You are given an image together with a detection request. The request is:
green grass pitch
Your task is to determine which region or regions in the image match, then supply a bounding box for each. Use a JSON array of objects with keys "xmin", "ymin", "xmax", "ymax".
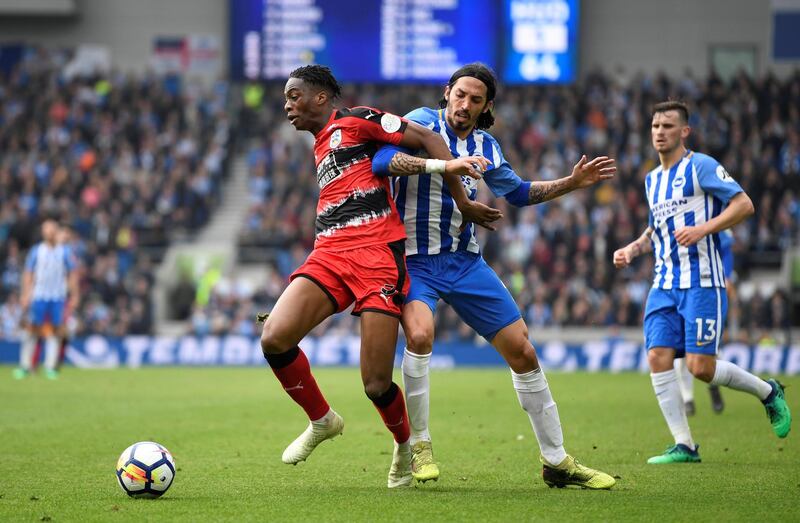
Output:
[{"xmin": 1, "ymin": 367, "xmax": 798, "ymax": 522}]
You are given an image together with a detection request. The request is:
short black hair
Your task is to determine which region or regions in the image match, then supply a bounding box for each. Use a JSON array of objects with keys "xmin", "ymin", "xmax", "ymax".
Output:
[
  {"xmin": 438, "ymin": 62, "xmax": 497, "ymax": 130},
  {"xmin": 289, "ymin": 64, "xmax": 341, "ymax": 99},
  {"xmin": 652, "ymin": 100, "xmax": 689, "ymax": 124}
]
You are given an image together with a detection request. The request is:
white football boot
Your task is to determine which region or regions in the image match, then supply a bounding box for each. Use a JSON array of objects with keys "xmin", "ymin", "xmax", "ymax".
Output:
[
  {"xmin": 281, "ymin": 410, "xmax": 344, "ymax": 464},
  {"xmin": 387, "ymin": 441, "xmax": 413, "ymax": 488}
]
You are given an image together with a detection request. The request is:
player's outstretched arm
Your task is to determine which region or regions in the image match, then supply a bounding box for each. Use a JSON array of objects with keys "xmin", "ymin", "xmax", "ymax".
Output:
[
  {"xmin": 674, "ymin": 192, "xmax": 754, "ymax": 247},
  {"xmin": 613, "ymin": 227, "xmax": 653, "ymax": 269},
  {"xmin": 528, "ymin": 155, "xmax": 616, "ymax": 204}
]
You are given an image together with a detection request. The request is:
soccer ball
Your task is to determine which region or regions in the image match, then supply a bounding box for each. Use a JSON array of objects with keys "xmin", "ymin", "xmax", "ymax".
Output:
[{"xmin": 115, "ymin": 441, "xmax": 176, "ymax": 498}]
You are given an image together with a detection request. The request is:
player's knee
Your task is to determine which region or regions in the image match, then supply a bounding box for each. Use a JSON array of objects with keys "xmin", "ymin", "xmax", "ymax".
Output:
[
  {"xmin": 363, "ymin": 377, "xmax": 393, "ymax": 401},
  {"xmin": 647, "ymin": 349, "xmax": 673, "ymax": 372},
  {"xmin": 406, "ymin": 326, "xmax": 434, "ymax": 354},
  {"xmin": 687, "ymin": 359, "xmax": 715, "ymax": 382},
  {"xmin": 500, "ymin": 337, "xmax": 538, "ymax": 373},
  {"xmin": 260, "ymin": 321, "xmax": 289, "ymax": 355}
]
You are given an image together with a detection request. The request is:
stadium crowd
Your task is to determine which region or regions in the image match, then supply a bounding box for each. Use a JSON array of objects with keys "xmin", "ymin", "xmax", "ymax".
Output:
[
  {"xmin": 221, "ymin": 68, "xmax": 800, "ymax": 343},
  {"xmin": 0, "ymin": 50, "xmax": 796, "ymax": 344},
  {"xmin": 0, "ymin": 48, "xmax": 231, "ymax": 339}
]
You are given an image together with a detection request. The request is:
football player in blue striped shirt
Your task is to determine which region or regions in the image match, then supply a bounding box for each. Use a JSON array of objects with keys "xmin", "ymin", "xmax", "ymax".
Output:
[
  {"xmin": 14, "ymin": 219, "xmax": 79, "ymax": 380},
  {"xmin": 372, "ymin": 63, "xmax": 617, "ymax": 489},
  {"xmin": 614, "ymin": 101, "xmax": 791, "ymax": 464}
]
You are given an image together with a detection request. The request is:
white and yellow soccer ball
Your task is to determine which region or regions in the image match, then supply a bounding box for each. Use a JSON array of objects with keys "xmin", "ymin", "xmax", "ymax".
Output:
[{"xmin": 115, "ymin": 442, "xmax": 176, "ymax": 498}]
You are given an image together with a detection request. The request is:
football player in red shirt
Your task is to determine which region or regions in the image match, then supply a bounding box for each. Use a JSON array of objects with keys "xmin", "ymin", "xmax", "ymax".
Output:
[{"xmin": 261, "ymin": 65, "xmax": 498, "ymax": 488}]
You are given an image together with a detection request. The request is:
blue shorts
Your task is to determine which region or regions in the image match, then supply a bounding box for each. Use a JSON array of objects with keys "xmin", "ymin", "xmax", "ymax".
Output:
[
  {"xmin": 406, "ymin": 251, "xmax": 521, "ymax": 340},
  {"xmin": 644, "ymin": 287, "xmax": 727, "ymax": 356},
  {"xmin": 29, "ymin": 299, "xmax": 66, "ymax": 327}
]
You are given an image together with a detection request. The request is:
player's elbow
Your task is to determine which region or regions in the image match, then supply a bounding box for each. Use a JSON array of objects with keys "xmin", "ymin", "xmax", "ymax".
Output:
[
  {"xmin": 734, "ymin": 192, "xmax": 755, "ymax": 218},
  {"xmin": 504, "ymin": 182, "xmax": 531, "ymax": 208},
  {"xmin": 743, "ymin": 195, "xmax": 755, "ymax": 217}
]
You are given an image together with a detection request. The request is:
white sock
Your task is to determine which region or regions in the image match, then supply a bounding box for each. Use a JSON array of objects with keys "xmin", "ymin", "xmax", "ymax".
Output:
[
  {"xmin": 18, "ymin": 331, "xmax": 37, "ymax": 370},
  {"xmin": 651, "ymin": 370, "xmax": 694, "ymax": 448},
  {"xmin": 711, "ymin": 360, "xmax": 772, "ymax": 400},
  {"xmin": 43, "ymin": 336, "xmax": 59, "ymax": 371},
  {"xmin": 311, "ymin": 408, "xmax": 336, "ymax": 427},
  {"xmin": 674, "ymin": 359, "xmax": 694, "ymax": 402},
  {"xmin": 511, "ymin": 368, "xmax": 567, "ymax": 466},
  {"xmin": 402, "ymin": 349, "xmax": 431, "ymax": 445}
]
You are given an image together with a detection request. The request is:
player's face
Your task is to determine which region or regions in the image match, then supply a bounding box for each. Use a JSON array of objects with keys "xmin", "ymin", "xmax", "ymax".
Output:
[
  {"xmin": 284, "ymin": 78, "xmax": 325, "ymax": 132},
  {"xmin": 651, "ymin": 111, "xmax": 690, "ymax": 154},
  {"xmin": 444, "ymin": 77, "xmax": 492, "ymax": 132},
  {"xmin": 41, "ymin": 221, "xmax": 58, "ymax": 243}
]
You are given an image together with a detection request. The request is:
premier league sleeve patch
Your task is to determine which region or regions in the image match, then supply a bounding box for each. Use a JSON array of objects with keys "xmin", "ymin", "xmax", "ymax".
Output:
[
  {"xmin": 716, "ymin": 165, "xmax": 734, "ymax": 183},
  {"xmin": 381, "ymin": 113, "xmax": 402, "ymax": 133}
]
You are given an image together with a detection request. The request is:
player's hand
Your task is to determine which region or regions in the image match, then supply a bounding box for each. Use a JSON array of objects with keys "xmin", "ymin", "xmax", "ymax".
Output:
[
  {"xmin": 445, "ymin": 156, "xmax": 492, "ymax": 179},
  {"xmin": 613, "ymin": 246, "xmax": 635, "ymax": 268},
  {"xmin": 570, "ymin": 155, "xmax": 616, "ymax": 189},
  {"xmin": 674, "ymin": 225, "xmax": 707, "ymax": 247},
  {"xmin": 459, "ymin": 200, "xmax": 503, "ymax": 231}
]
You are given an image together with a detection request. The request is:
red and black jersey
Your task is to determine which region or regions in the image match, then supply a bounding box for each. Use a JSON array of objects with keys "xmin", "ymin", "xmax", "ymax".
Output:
[{"xmin": 311, "ymin": 106, "xmax": 409, "ymax": 251}]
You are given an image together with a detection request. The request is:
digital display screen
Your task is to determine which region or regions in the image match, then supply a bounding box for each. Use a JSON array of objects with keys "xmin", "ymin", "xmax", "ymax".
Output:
[
  {"xmin": 230, "ymin": 0, "xmax": 579, "ymax": 83},
  {"xmin": 501, "ymin": 0, "xmax": 579, "ymax": 83}
]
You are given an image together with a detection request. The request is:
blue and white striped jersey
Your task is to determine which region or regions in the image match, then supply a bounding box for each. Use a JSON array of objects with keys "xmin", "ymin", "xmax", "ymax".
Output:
[
  {"xmin": 384, "ymin": 107, "xmax": 523, "ymax": 256},
  {"xmin": 24, "ymin": 242, "xmax": 75, "ymax": 301},
  {"xmin": 645, "ymin": 151, "xmax": 743, "ymax": 289}
]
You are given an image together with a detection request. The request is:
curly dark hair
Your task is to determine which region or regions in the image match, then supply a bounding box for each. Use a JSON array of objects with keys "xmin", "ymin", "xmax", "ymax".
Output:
[
  {"xmin": 289, "ymin": 64, "xmax": 342, "ymax": 99},
  {"xmin": 438, "ymin": 62, "xmax": 497, "ymax": 130}
]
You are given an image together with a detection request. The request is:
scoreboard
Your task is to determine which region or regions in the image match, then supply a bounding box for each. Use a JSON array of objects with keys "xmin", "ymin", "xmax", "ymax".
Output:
[
  {"xmin": 502, "ymin": 0, "xmax": 579, "ymax": 83},
  {"xmin": 230, "ymin": 0, "xmax": 579, "ymax": 84}
]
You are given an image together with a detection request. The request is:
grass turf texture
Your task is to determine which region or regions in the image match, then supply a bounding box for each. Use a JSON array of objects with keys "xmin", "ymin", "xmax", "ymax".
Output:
[{"xmin": 1, "ymin": 367, "xmax": 798, "ymax": 522}]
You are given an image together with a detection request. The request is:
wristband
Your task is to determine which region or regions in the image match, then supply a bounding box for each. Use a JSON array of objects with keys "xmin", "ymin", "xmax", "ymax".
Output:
[{"xmin": 425, "ymin": 159, "xmax": 446, "ymax": 174}]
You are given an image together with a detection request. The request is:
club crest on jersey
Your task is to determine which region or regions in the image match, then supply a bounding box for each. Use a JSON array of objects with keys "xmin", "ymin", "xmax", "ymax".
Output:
[
  {"xmin": 672, "ymin": 175, "xmax": 686, "ymax": 189},
  {"xmin": 329, "ymin": 129, "xmax": 342, "ymax": 149},
  {"xmin": 381, "ymin": 113, "xmax": 402, "ymax": 133}
]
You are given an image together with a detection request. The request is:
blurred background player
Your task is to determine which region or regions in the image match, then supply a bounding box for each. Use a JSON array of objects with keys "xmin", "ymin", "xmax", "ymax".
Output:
[
  {"xmin": 14, "ymin": 219, "xmax": 79, "ymax": 379},
  {"xmin": 613, "ymin": 101, "xmax": 791, "ymax": 464},
  {"xmin": 372, "ymin": 63, "xmax": 617, "ymax": 489},
  {"xmin": 260, "ymin": 65, "xmax": 492, "ymax": 488}
]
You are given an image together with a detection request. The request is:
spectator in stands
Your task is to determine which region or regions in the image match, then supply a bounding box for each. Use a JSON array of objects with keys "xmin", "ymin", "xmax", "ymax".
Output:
[
  {"xmin": 4, "ymin": 48, "xmax": 793, "ymax": 344},
  {"xmin": 0, "ymin": 47, "xmax": 230, "ymax": 339},
  {"xmin": 223, "ymin": 69, "xmax": 799, "ymax": 343}
]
